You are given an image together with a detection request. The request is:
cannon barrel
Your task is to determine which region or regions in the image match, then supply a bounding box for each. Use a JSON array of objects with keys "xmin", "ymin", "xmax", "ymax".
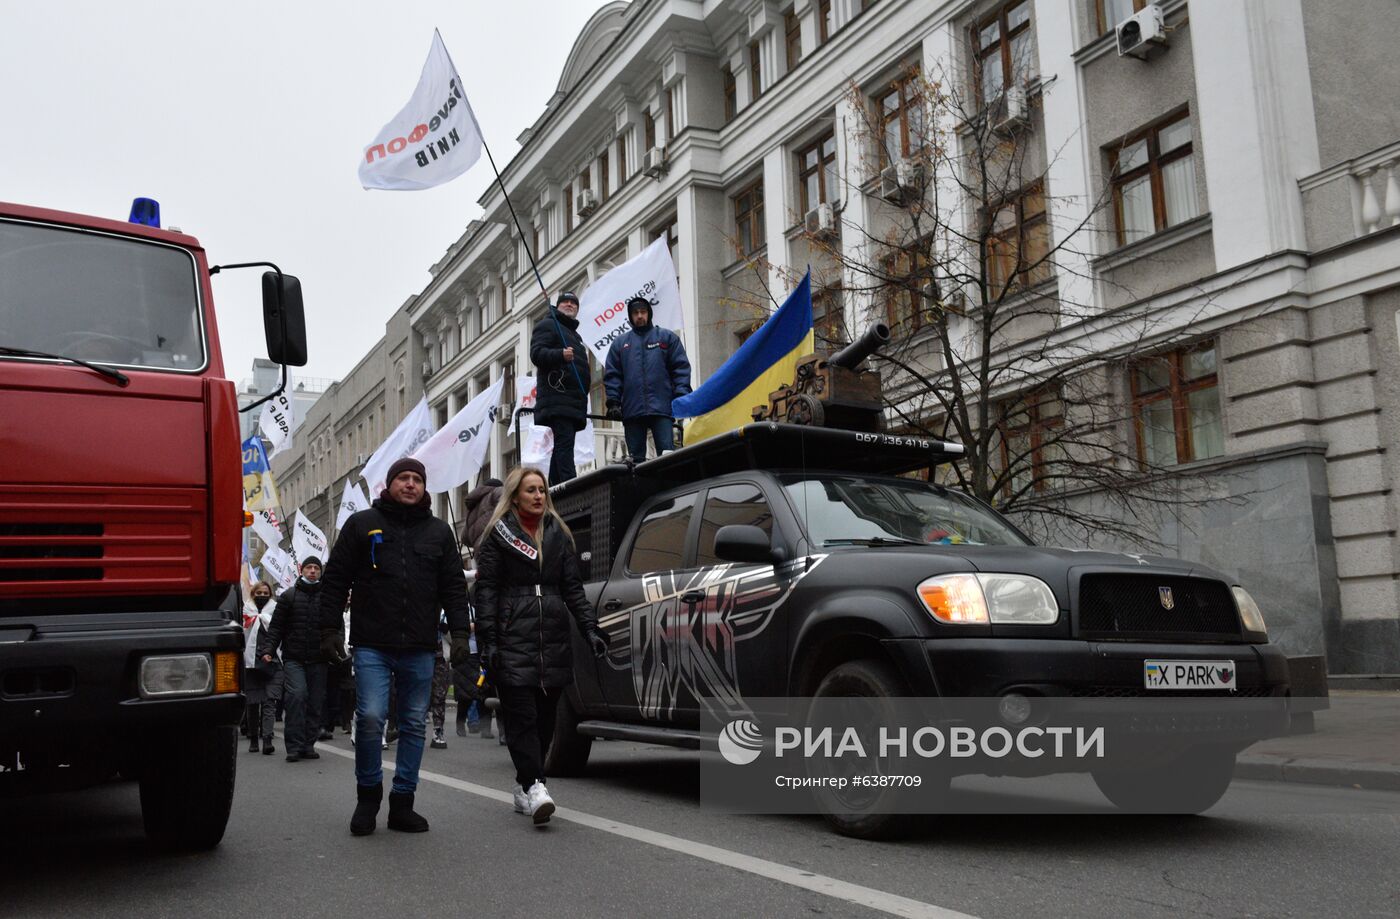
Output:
[{"xmin": 828, "ymin": 323, "xmax": 891, "ymax": 370}]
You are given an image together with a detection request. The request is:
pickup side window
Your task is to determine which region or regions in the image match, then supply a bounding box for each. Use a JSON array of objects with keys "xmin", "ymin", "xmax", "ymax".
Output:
[
  {"xmin": 695, "ymin": 483, "xmax": 774, "ymax": 567},
  {"xmin": 625, "ymin": 492, "xmax": 698, "ymax": 575}
]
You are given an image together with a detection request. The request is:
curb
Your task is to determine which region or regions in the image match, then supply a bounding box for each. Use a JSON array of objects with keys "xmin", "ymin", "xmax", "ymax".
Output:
[{"xmin": 1235, "ymin": 754, "xmax": 1400, "ymax": 792}]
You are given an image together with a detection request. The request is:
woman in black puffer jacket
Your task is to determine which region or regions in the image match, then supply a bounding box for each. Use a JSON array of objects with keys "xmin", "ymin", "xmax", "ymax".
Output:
[{"xmin": 474, "ymin": 465, "xmax": 607, "ymax": 824}]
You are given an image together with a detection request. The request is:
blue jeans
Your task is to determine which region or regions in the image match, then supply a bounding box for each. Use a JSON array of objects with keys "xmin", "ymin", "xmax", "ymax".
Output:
[
  {"xmin": 282, "ymin": 661, "xmax": 326, "ymax": 756},
  {"xmin": 353, "ymin": 647, "xmax": 435, "ymax": 794},
  {"xmin": 623, "ymin": 415, "xmax": 674, "ymax": 463}
]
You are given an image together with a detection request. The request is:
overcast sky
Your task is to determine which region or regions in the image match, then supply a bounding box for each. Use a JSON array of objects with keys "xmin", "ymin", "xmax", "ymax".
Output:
[{"xmin": 0, "ymin": 0, "xmax": 613, "ymax": 384}]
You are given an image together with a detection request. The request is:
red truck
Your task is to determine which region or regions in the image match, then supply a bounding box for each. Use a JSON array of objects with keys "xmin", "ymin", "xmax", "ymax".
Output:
[{"xmin": 0, "ymin": 198, "xmax": 306, "ymax": 849}]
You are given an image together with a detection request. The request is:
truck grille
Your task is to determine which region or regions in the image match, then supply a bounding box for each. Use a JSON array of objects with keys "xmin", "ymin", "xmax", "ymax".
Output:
[
  {"xmin": 1076, "ymin": 573, "xmax": 1241, "ymax": 640},
  {"xmin": 0, "ymin": 523, "xmax": 104, "ymax": 581}
]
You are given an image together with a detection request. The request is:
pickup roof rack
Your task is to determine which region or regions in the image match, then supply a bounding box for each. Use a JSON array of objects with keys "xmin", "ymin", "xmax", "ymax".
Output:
[{"xmin": 552, "ymin": 423, "xmax": 965, "ymax": 580}]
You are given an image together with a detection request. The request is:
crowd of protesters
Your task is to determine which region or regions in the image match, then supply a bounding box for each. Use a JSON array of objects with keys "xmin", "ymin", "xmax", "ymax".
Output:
[{"xmin": 241, "ymin": 457, "xmax": 601, "ymax": 834}]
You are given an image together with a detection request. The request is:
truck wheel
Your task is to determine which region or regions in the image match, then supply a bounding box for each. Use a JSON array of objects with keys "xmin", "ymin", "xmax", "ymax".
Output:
[
  {"xmin": 810, "ymin": 659, "xmax": 943, "ymax": 840},
  {"xmin": 1092, "ymin": 745, "xmax": 1237, "ymax": 814},
  {"xmin": 139, "ymin": 725, "xmax": 237, "ymax": 851},
  {"xmin": 544, "ymin": 691, "xmax": 593, "ymax": 777}
]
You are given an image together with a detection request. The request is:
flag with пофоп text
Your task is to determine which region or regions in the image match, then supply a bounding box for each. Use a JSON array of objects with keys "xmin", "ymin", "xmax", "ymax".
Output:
[{"xmin": 358, "ymin": 29, "xmax": 484, "ymax": 191}]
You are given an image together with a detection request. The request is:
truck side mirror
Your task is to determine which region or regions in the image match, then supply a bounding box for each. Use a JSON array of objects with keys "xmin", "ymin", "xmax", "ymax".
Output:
[
  {"xmin": 262, "ymin": 271, "xmax": 308, "ymax": 367},
  {"xmin": 714, "ymin": 525, "xmax": 781, "ymax": 565}
]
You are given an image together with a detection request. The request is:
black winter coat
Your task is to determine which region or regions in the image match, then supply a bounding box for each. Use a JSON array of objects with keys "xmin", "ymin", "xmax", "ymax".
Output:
[
  {"xmin": 317, "ymin": 497, "xmax": 470, "ymax": 652},
  {"xmin": 529, "ymin": 309, "xmax": 591, "ymax": 430},
  {"xmin": 260, "ymin": 579, "xmax": 323, "ymax": 663},
  {"xmin": 475, "ymin": 512, "xmax": 598, "ymax": 688}
]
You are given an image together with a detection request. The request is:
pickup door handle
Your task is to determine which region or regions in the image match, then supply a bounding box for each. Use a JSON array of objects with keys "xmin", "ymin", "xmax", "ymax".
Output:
[
  {"xmin": 603, "ymin": 598, "xmax": 623, "ymax": 612},
  {"xmin": 681, "ymin": 590, "xmax": 705, "ymax": 605}
]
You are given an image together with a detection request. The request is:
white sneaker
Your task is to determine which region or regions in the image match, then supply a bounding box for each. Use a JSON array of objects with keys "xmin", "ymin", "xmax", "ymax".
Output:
[
  {"xmin": 513, "ymin": 788, "xmax": 530, "ymax": 814},
  {"xmin": 525, "ymin": 781, "xmax": 555, "ymax": 825}
]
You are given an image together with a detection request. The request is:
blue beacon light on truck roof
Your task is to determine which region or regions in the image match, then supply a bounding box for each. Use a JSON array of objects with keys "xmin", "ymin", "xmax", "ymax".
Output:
[{"xmin": 128, "ymin": 197, "xmax": 161, "ymax": 228}]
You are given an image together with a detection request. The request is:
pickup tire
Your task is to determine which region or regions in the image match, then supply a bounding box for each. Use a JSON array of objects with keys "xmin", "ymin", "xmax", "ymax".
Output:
[
  {"xmin": 810, "ymin": 659, "xmax": 941, "ymax": 840},
  {"xmin": 1091, "ymin": 744, "xmax": 1237, "ymax": 814},
  {"xmin": 544, "ymin": 691, "xmax": 593, "ymax": 776},
  {"xmin": 139, "ymin": 725, "xmax": 237, "ymax": 851}
]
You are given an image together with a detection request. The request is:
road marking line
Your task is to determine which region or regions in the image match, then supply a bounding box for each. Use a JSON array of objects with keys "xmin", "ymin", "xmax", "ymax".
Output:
[{"xmin": 308, "ymin": 739, "xmax": 977, "ymax": 919}]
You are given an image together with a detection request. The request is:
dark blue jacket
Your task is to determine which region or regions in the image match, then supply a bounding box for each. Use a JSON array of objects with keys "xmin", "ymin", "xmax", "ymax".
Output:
[{"xmin": 604, "ymin": 325, "xmax": 692, "ymax": 420}]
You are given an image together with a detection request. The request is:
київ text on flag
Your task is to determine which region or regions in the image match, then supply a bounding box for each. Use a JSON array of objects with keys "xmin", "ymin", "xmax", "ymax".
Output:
[{"xmin": 672, "ymin": 272, "xmax": 814, "ymax": 444}]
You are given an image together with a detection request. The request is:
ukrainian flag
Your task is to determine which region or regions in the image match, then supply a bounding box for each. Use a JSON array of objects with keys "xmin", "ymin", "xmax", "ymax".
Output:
[{"xmin": 674, "ymin": 272, "xmax": 814, "ymax": 443}]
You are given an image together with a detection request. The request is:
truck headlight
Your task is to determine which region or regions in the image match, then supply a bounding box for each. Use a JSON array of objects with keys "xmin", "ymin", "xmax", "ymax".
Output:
[
  {"xmin": 917, "ymin": 573, "xmax": 1059, "ymax": 625},
  {"xmin": 1232, "ymin": 586, "xmax": 1268, "ymax": 641},
  {"xmin": 139, "ymin": 654, "xmax": 214, "ymax": 699}
]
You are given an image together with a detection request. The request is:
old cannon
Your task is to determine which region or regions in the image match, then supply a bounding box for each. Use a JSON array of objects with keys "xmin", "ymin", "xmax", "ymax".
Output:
[{"xmin": 752, "ymin": 323, "xmax": 890, "ymax": 431}]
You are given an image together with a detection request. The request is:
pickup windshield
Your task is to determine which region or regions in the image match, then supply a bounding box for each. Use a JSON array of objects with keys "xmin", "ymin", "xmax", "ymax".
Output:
[
  {"xmin": 781, "ymin": 474, "xmax": 1030, "ymax": 548},
  {"xmin": 0, "ymin": 219, "xmax": 204, "ymax": 371}
]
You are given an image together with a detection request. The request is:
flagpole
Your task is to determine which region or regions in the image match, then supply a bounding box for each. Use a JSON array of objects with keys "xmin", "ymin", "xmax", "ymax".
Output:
[{"xmin": 439, "ymin": 29, "xmax": 586, "ymax": 395}]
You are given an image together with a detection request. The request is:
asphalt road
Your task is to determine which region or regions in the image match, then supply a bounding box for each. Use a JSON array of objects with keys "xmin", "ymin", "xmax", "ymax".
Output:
[{"xmin": 3, "ymin": 727, "xmax": 1399, "ymax": 919}]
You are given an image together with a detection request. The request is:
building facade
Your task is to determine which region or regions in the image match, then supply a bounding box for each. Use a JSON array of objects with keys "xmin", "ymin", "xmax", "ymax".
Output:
[{"xmin": 272, "ymin": 0, "xmax": 1400, "ymax": 673}]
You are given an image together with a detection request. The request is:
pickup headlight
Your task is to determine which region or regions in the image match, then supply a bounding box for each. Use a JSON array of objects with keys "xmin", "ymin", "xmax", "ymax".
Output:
[
  {"xmin": 1232, "ymin": 586, "xmax": 1268, "ymax": 641},
  {"xmin": 917, "ymin": 573, "xmax": 1059, "ymax": 625}
]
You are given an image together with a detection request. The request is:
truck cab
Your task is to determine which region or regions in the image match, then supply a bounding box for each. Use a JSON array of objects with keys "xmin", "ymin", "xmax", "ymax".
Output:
[
  {"xmin": 0, "ymin": 199, "xmax": 304, "ymax": 850},
  {"xmin": 543, "ymin": 423, "xmax": 1290, "ymax": 836}
]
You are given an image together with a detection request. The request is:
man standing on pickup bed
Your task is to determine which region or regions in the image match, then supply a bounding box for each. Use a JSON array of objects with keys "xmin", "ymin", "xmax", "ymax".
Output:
[
  {"xmin": 315, "ymin": 457, "xmax": 472, "ymax": 837},
  {"xmin": 474, "ymin": 466, "xmax": 609, "ymax": 824},
  {"xmin": 529, "ymin": 291, "xmax": 591, "ymax": 484},
  {"xmin": 604, "ymin": 296, "xmax": 691, "ymax": 463}
]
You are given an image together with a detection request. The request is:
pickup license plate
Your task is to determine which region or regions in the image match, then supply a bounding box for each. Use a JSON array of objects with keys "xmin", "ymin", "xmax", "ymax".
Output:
[{"xmin": 1144, "ymin": 660, "xmax": 1236, "ymax": 690}]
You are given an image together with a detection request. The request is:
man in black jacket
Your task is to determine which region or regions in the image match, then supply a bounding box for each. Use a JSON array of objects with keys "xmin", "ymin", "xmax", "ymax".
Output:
[
  {"xmin": 259, "ymin": 557, "xmax": 325, "ymax": 763},
  {"xmin": 316, "ymin": 457, "xmax": 472, "ymax": 837},
  {"xmin": 529, "ymin": 291, "xmax": 591, "ymax": 484}
]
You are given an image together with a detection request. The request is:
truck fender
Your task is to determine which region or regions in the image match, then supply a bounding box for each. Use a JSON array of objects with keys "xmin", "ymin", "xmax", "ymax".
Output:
[{"xmin": 788, "ymin": 594, "xmax": 931, "ymax": 696}]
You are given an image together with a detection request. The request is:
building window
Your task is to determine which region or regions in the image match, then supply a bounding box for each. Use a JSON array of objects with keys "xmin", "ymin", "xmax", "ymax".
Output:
[
  {"xmin": 644, "ymin": 110, "xmax": 656, "ymax": 151},
  {"xmin": 1109, "ymin": 109, "xmax": 1199, "ymax": 247},
  {"xmin": 600, "ymin": 149, "xmax": 610, "ymax": 201},
  {"xmin": 496, "ymin": 276, "xmax": 507, "ymax": 323},
  {"xmin": 882, "ymin": 243, "xmax": 934, "ymax": 332},
  {"xmin": 732, "ymin": 181, "xmax": 765, "ymax": 257},
  {"xmin": 819, "ymin": 0, "xmax": 832, "ymax": 43},
  {"xmin": 813, "ymin": 286, "xmax": 846, "ymax": 347},
  {"xmin": 975, "ymin": 0, "xmax": 1035, "ymax": 109},
  {"xmin": 666, "ymin": 88, "xmax": 676, "ymax": 140},
  {"xmin": 1131, "ymin": 343, "xmax": 1222, "ymax": 467},
  {"xmin": 750, "ymin": 41, "xmax": 763, "ymax": 101},
  {"xmin": 999, "ymin": 388, "xmax": 1064, "ymax": 496},
  {"xmin": 797, "ymin": 131, "xmax": 839, "ymax": 213},
  {"xmin": 876, "ymin": 72, "xmax": 926, "ymax": 166},
  {"xmin": 652, "ymin": 214, "xmax": 679, "ymax": 269},
  {"xmin": 984, "ymin": 183, "xmax": 1050, "ymax": 294},
  {"xmin": 722, "ymin": 68, "xmax": 737, "ymax": 122},
  {"xmin": 616, "ymin": 133, "xmax": 629, "ymax": 187},
  {"xmin": 1097, "ymin": 0, "xmax": 1147, "ymax": 33},
  {"xmin": 785, "ymin": 8, "xmax": 802, "ymax": 72},
  {"xmin": 531, "ymin": 224, "xmax": 542, "ymax": 261},
  {"xmin": 563, "ymin": 182, "xmax": 573, "ymax": 235}
]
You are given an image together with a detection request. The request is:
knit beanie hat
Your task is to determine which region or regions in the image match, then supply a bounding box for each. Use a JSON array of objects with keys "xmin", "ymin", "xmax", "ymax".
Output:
[{"xmin": 386, "ymin": 457, "xmax": 427, "ymax": 487}]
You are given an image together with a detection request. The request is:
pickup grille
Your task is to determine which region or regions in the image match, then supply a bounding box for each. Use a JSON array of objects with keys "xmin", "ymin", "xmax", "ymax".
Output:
[{"xmin": 1076, "ymin": 573, "xmax": 1241, "ymax": 640}]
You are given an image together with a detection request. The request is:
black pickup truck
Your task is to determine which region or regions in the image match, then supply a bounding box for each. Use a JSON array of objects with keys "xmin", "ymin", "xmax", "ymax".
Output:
[{"xmin": 544, "ymin": 423, "xmax": 1289, "ymax": 835}]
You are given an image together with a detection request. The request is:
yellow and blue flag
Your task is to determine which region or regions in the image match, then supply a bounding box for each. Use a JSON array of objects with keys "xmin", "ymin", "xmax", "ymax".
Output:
[{"xmin": 674, "ymin": 272, "xmax": 814, "ymax": 443}]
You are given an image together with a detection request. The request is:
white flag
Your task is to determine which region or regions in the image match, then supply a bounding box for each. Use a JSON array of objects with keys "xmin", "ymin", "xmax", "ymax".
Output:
[
  {"xmin": 413, "ymin": 377, "xmax": 505, "ymax": 492},
  {"xmin": 362, "ymin": 396, "xmax": 435, "ymax": 495},
  {"xmin": 358, "ymin": 30, "xmax": 484, "ymax": 191},
  {"xmin": 511, "ymin": 374, "xmax": 596, "ymax": 478},
  {"xmin": 250, "ymin": 507, "xmax": 283, "ymax": 551},
  {"xmin": 336, "ymin": 479, "xmax": 370, "ymax": 531},
  {"xmin": 576, "ymin": 237, "xmax": 685, "ymax": 365},
  {"xmin": 261, "ymin": 545, "xmax": 298, "ymax": 590},
  {"xmin": 258, "ymin": 385, "xmax": 298, "ymax": 457},
  {"xmin": 290, "ymin": 510, "xmax": 328, "ymax": 565}
]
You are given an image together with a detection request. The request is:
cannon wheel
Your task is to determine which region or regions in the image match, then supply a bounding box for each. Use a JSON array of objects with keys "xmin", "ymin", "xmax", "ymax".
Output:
[{"xmin": 786, "ymin": 393, "xmax": 825, "ymax": 426}]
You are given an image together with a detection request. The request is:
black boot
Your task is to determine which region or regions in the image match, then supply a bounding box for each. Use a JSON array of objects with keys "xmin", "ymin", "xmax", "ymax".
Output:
[
  {"xmin": 351, "ymin": 783, "xmax": 382, "ymax": 836},
  {"xmin": 262, "ymin": 736, "xmax": 275, "ymax": 755},
  {"xmin": 387, "ymin": 792, "xmax": 429, "ymax": 832},
  {"xmin": 249, "ymin": 735, "xmax": 260, "ymax": 753}
]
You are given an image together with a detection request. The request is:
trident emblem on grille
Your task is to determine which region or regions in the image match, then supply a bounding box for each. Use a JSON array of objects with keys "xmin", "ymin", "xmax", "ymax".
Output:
[{"xmin": 1158, "ymin": 586, "xmax": 1175, "ymax": 610}]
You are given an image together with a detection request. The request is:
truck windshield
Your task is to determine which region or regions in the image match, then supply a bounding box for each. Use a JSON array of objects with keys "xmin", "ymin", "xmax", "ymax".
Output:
[
  {"xmin": 781, "ymin": 474, "xmax": 1030, "ymax": 548},
  {"xmin": 0, "ymin": 219, "xmax": 204, "ymax": 371}
]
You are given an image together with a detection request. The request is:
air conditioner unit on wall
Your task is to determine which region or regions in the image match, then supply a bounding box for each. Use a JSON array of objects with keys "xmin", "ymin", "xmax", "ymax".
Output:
[
  {"xmin": 643, "ymin": 146, "xmax": 667, "ymax": 178},
  {"xmin": 1117, "ymin": 3, "xmax": 1166, "ymax": 59},
  {"xmin": 805, "ymin": 202, "xmax": 837, "ymax": 239},
  {"xmin": 879, "ymin": 159, "xmax": 926, "ymax": 205},
  {"xmin": 576, "ymin": 188, "xmax": 599, "ymax": 218},
  {"xmin": 421, "ymin": 360, "xmax": 434, "ymax": 379},
  {"xmin": 994, "ymin": 85, "xmax": 1029, "ymax": 134},
  {"xmin": 356, "ymin": 452, "xmax": 367, "ymax": 466}
]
